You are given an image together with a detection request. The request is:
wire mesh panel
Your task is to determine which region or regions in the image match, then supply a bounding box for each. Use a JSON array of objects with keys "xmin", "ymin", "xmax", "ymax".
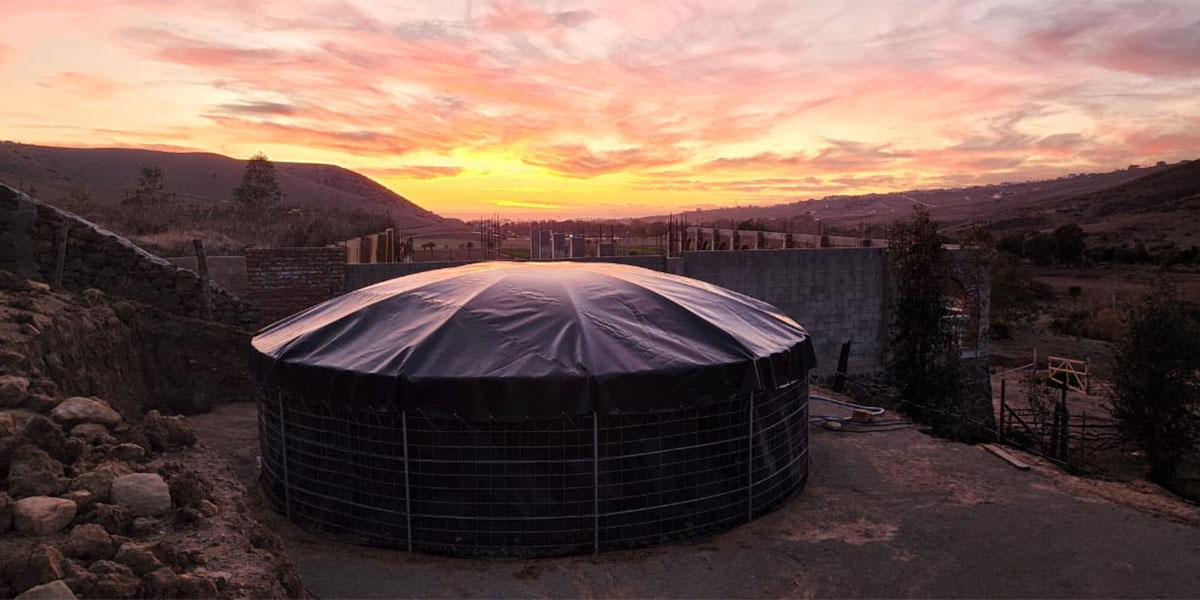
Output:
[{"xmin": 258, "ymin": 378, "xmax": 809, "ymax": 557}]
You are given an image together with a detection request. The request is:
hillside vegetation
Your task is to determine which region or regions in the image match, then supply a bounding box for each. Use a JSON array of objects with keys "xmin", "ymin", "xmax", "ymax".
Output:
[{"xmin": 0, "ymin": 142, "xmax": 464, "ymax": 256}]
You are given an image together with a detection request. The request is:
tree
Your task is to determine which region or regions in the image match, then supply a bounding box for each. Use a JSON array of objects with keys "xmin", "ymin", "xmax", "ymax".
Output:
[
  {"xmin": 123, "ymin": 164, "xmax": 174, "ymax": 207},
  {"xmin": 1050, "ymin": 224, "xmax": 1086, "ymax": 266},
  {"xmin": 465, "ymin": 241, "xmax": 474, "ymax": 259},
  {"xmin": 233, "ymin": 152, "xmax": 283, "ymax": 212},
  {"xmin": 1109, "ymin": 274, "xmax": 1200, "ymax": 490},
  {"xmin": 421, "ymin": 241, "xmax": 437, "ymax": 259},
  {"xmin": 887, "ymin": 207, "xmax": 969, "ymax": 437}
]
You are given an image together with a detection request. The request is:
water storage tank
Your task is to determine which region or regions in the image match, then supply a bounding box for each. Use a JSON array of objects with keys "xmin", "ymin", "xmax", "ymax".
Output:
[{"xmin": 250, "ymin": 261, "xmax": 815, "ymax": 557}]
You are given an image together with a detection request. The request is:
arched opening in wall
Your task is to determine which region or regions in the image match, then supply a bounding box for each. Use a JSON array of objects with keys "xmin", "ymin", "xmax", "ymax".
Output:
[
  {"xmin": 702, "ymin": 240, "xmax": 712, "ymax": 250},
  {"xmin": 739, "ymin": 245, "xmax": 750, "ymax": 250},
  {"xmin": 718, "ymin": 242, "xmax": 728, "ymax": 250}
]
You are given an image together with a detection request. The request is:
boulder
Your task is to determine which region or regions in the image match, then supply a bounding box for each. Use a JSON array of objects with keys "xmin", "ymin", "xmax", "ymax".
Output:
[
  {"xmin": 68, "ymin": 424, "xmax": 115, "ymax": 446},
  {"xmin": 14, "ymin": 580, "xmax": 77, "ymax": 600},
  {"xmin": 64, "ymin": 524, "xmax": 116, "ymax": 561},
  {"xmin": 69, "ymin": 462, "xmax": 132, "ymax": 502},
  {"xmin": 106, "ymin": 444, "xmax": 144, "ymax": 463},
  {"xmin": 0, "ymin": 412, "xmax": 15, "ymax": 437},
  {"xmin": 0, "ymin": 375, "xmax": 30, "ymax": 407},
  {"xmin": 113, "ymin": 543, "xmax": 163, "ymax": 576},
  {"xmin": 50, "ymin": 398, "xmax": 121, "ymax": 428},
  {"xmin": 13, "ymin": 496, "xmax": 76, "ymax": 535},
  {"xmin": 8, "ymin": 445, "xmax": 65, "ymax": 498},
  {"xmin": 142, "ymin": 411, "xmax": 195, "ymax": 451},
  {"xmin": 111, "ymin": 473, "xmax": 171, "ymax": 517}
]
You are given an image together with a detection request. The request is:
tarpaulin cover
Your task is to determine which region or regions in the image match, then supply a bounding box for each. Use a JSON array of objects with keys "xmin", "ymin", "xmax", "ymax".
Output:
[{"xmin": 250, "ymin": 261, "xmax": 815, "ymax": 420}]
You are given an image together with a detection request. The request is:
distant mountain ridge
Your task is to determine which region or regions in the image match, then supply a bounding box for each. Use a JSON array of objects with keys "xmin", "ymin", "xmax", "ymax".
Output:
[
  {"xmin": 0, "ymin": 142, "xmax": 459, "ymax": 235},
  {"xmin": 644, "ymin": 160, "xmax": 1199, "ymax": 245}
]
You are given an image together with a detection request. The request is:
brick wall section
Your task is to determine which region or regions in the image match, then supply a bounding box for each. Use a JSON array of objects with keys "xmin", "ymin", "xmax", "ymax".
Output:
[
  {"xmin": 0, "ymin": 184, "xmax": 258, "ymax": 328},
  {"xmin": 245, "ymin": 247, "xmax": 346, "ymax": 325}
]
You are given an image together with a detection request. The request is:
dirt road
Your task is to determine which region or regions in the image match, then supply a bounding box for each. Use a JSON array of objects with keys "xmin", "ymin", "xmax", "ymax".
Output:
[{"xmin": 192, "ymin": 400, "xmax": 1200, "ymax": 598}]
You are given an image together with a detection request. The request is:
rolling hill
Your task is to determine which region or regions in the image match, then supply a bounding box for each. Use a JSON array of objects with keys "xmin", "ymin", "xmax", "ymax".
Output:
[{"xmin": 0, "ymin": 142, "xmax": 461, "ymax": 237}]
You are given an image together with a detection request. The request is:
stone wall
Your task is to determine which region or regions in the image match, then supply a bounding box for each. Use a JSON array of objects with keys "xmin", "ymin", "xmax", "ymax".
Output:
[
  {"xmin": 245, "ymin": 247, "xmax": 346, "ymax": 325},
  {"xmin": 0, "ymin": 184, "xmax": 257, "ymax": 328}
]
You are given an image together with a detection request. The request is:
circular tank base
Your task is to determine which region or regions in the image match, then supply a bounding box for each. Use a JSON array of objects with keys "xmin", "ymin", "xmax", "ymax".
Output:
[{"xmin": 257, "ymin": 379, "xmax": 810, "ymax": 557}]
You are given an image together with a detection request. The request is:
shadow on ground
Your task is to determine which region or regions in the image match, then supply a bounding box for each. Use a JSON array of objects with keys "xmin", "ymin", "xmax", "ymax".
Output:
[{"xmin": 190, "ymin": 398, "xmax": 1200, "ymax": 599}]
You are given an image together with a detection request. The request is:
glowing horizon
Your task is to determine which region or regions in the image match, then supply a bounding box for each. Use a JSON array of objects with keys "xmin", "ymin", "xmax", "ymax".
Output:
[{"xmin": 2, "ymin": 1, "xmax": 1199, "ymax": 219}]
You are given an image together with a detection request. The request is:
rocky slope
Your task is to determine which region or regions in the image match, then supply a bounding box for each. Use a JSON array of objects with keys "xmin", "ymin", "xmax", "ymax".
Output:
[{"xmin": 0, "ymin": 273, "xmax": 302, "ymax": 599}]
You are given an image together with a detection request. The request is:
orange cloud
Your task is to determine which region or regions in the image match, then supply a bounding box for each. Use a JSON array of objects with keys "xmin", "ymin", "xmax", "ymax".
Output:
[{"xmin": 2, "ymin": 0, "xmax": 1199, "ymax": 217}]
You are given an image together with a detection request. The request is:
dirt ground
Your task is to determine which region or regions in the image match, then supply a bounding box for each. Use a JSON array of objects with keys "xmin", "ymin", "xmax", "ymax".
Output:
[{"xmin": 191, "ymin": 398, "xmax": 1200, "ymax": 599}]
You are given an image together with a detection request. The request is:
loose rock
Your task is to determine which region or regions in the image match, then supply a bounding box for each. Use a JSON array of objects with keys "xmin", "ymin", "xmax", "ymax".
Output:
[
  {"xmin": 8, "ymin": 445, "xmax": 66, "ymax": 498},
  {"xmin": 0, "ymin": 412, "xmax": 15, "ymax": 437},
  {"xmin": 81, "ymin": 503, "xmax": 130, "ymax": 535},
  {"xmin": 17, "ymin": 415, "xmax": 71, "ymax": 463},
  {"xmin": 142, "ymin": 410, "xmax": 195, "ymax": 451},
  {"xmin": 22, "ymin": 394, "xmax": 61, "ymax": 414},
  {"xmin": 111, "ymin": 473, "xmax": 171, "ymax": 517},
  {"xmin": 64, "ymin": 524, "xmax": 116, "ymax": 561},
  {"xmin": 113, "ymin": 543, "xmax": 163, "ymax": 576},
  {"xmin": 68, "ymin": 462, "xmax": 131, "ymax": 502},
  {"xmin": 168, "ymin": 470, "xmax": 211, "ymax": 509},
  {"xmin": 13, "ymin": 496, "xmax": 76, "ymax": 535},
  {"xmin": 130, "ymin": 516, "xmax": 160, "ymax": 537},
  {"xmin": 68, "ymin": 423, "xmax": 115, "ymax": 446},
  {"xmin": 86, "ymin": 561, "xmax": 139, "ymax": 599},
  {"xmin": 63, "ymin": 490, "xmax": 94, "ymax": 511},
  {"xmin": 0, "ymin": 375, "xmax": 30, "ymax": 407},
  {"xmin": 0, "ymin": 491, "xmax": 12, "ymax": 531},
  {"xmin": 10, "ymin": 545, "xmax": 64, "ymax": 592},
  {"xmin": 107, "ymin": 443, "xmax": 144, "ymax": 463},
  {"xmin": 14, "ymin": 580, "xmax": 77, "ymax": 600},
  {"xmin": 50, "ymin": 397, "xmax": 121, "ymax": 428}
]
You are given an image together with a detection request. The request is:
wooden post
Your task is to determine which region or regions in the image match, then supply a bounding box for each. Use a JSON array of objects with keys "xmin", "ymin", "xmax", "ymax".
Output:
[
  {"xmin": 54, "ymin": 219, "xmax": 69, "ymax": 288},
  {"xmin": 192, "ymin": 239, "xmax": 213, "ymax": 320},
  {"xmin": 1058, "ymin": 385, "xmax": 1069, "ymax": 460},
  {"xmin": 998, "ymin": 377, "xmax": 1007, "ymax": 442},
  {"xmin": 1085, "ymin": 357, "xmax": 1090, "ymax": 395},
  {"xmin": 1080, "ymin": 413, "xmax": 1088, "ymax": 466}
]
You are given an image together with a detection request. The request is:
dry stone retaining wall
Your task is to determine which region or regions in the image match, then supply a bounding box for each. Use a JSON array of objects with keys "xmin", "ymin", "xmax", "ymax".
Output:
[{"xmin": 0, "ymin": 184, "xmax": 257, "ymax": 328}]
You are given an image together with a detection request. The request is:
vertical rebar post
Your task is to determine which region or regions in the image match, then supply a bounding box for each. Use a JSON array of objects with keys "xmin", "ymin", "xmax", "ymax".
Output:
[
  {"xmin": 277, "ymin": 393, "xmax": 291, "ymax": 519},
  {"xmin": 592, "ymin": 412, "xmax": 599, "ymax": 555},
  {"xmin": 403, "ymin": 410, "xmax": 413, "ymax": 552},
  {"xmin": 746, "ymin": 391, "xmax": 754, "ymax": 522}
]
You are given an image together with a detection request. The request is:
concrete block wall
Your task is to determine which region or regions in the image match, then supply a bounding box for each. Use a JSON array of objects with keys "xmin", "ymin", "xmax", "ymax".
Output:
[
  {"xmin": 679, "ymin": 248, "xmax": 889, "ymax": 374},
  {"xmin": 245, "ymin": 247, "xmax": 346, "ymax": 325},
  {"xmin": 0, "ymin": 184, "xmax": 257, "ymax": 328}
]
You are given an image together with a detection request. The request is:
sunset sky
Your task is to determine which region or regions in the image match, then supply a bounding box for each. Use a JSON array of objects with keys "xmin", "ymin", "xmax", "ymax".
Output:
[{"xmin": 2, "ymin": 1, "xmax": 1199, "ymax": 218}]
